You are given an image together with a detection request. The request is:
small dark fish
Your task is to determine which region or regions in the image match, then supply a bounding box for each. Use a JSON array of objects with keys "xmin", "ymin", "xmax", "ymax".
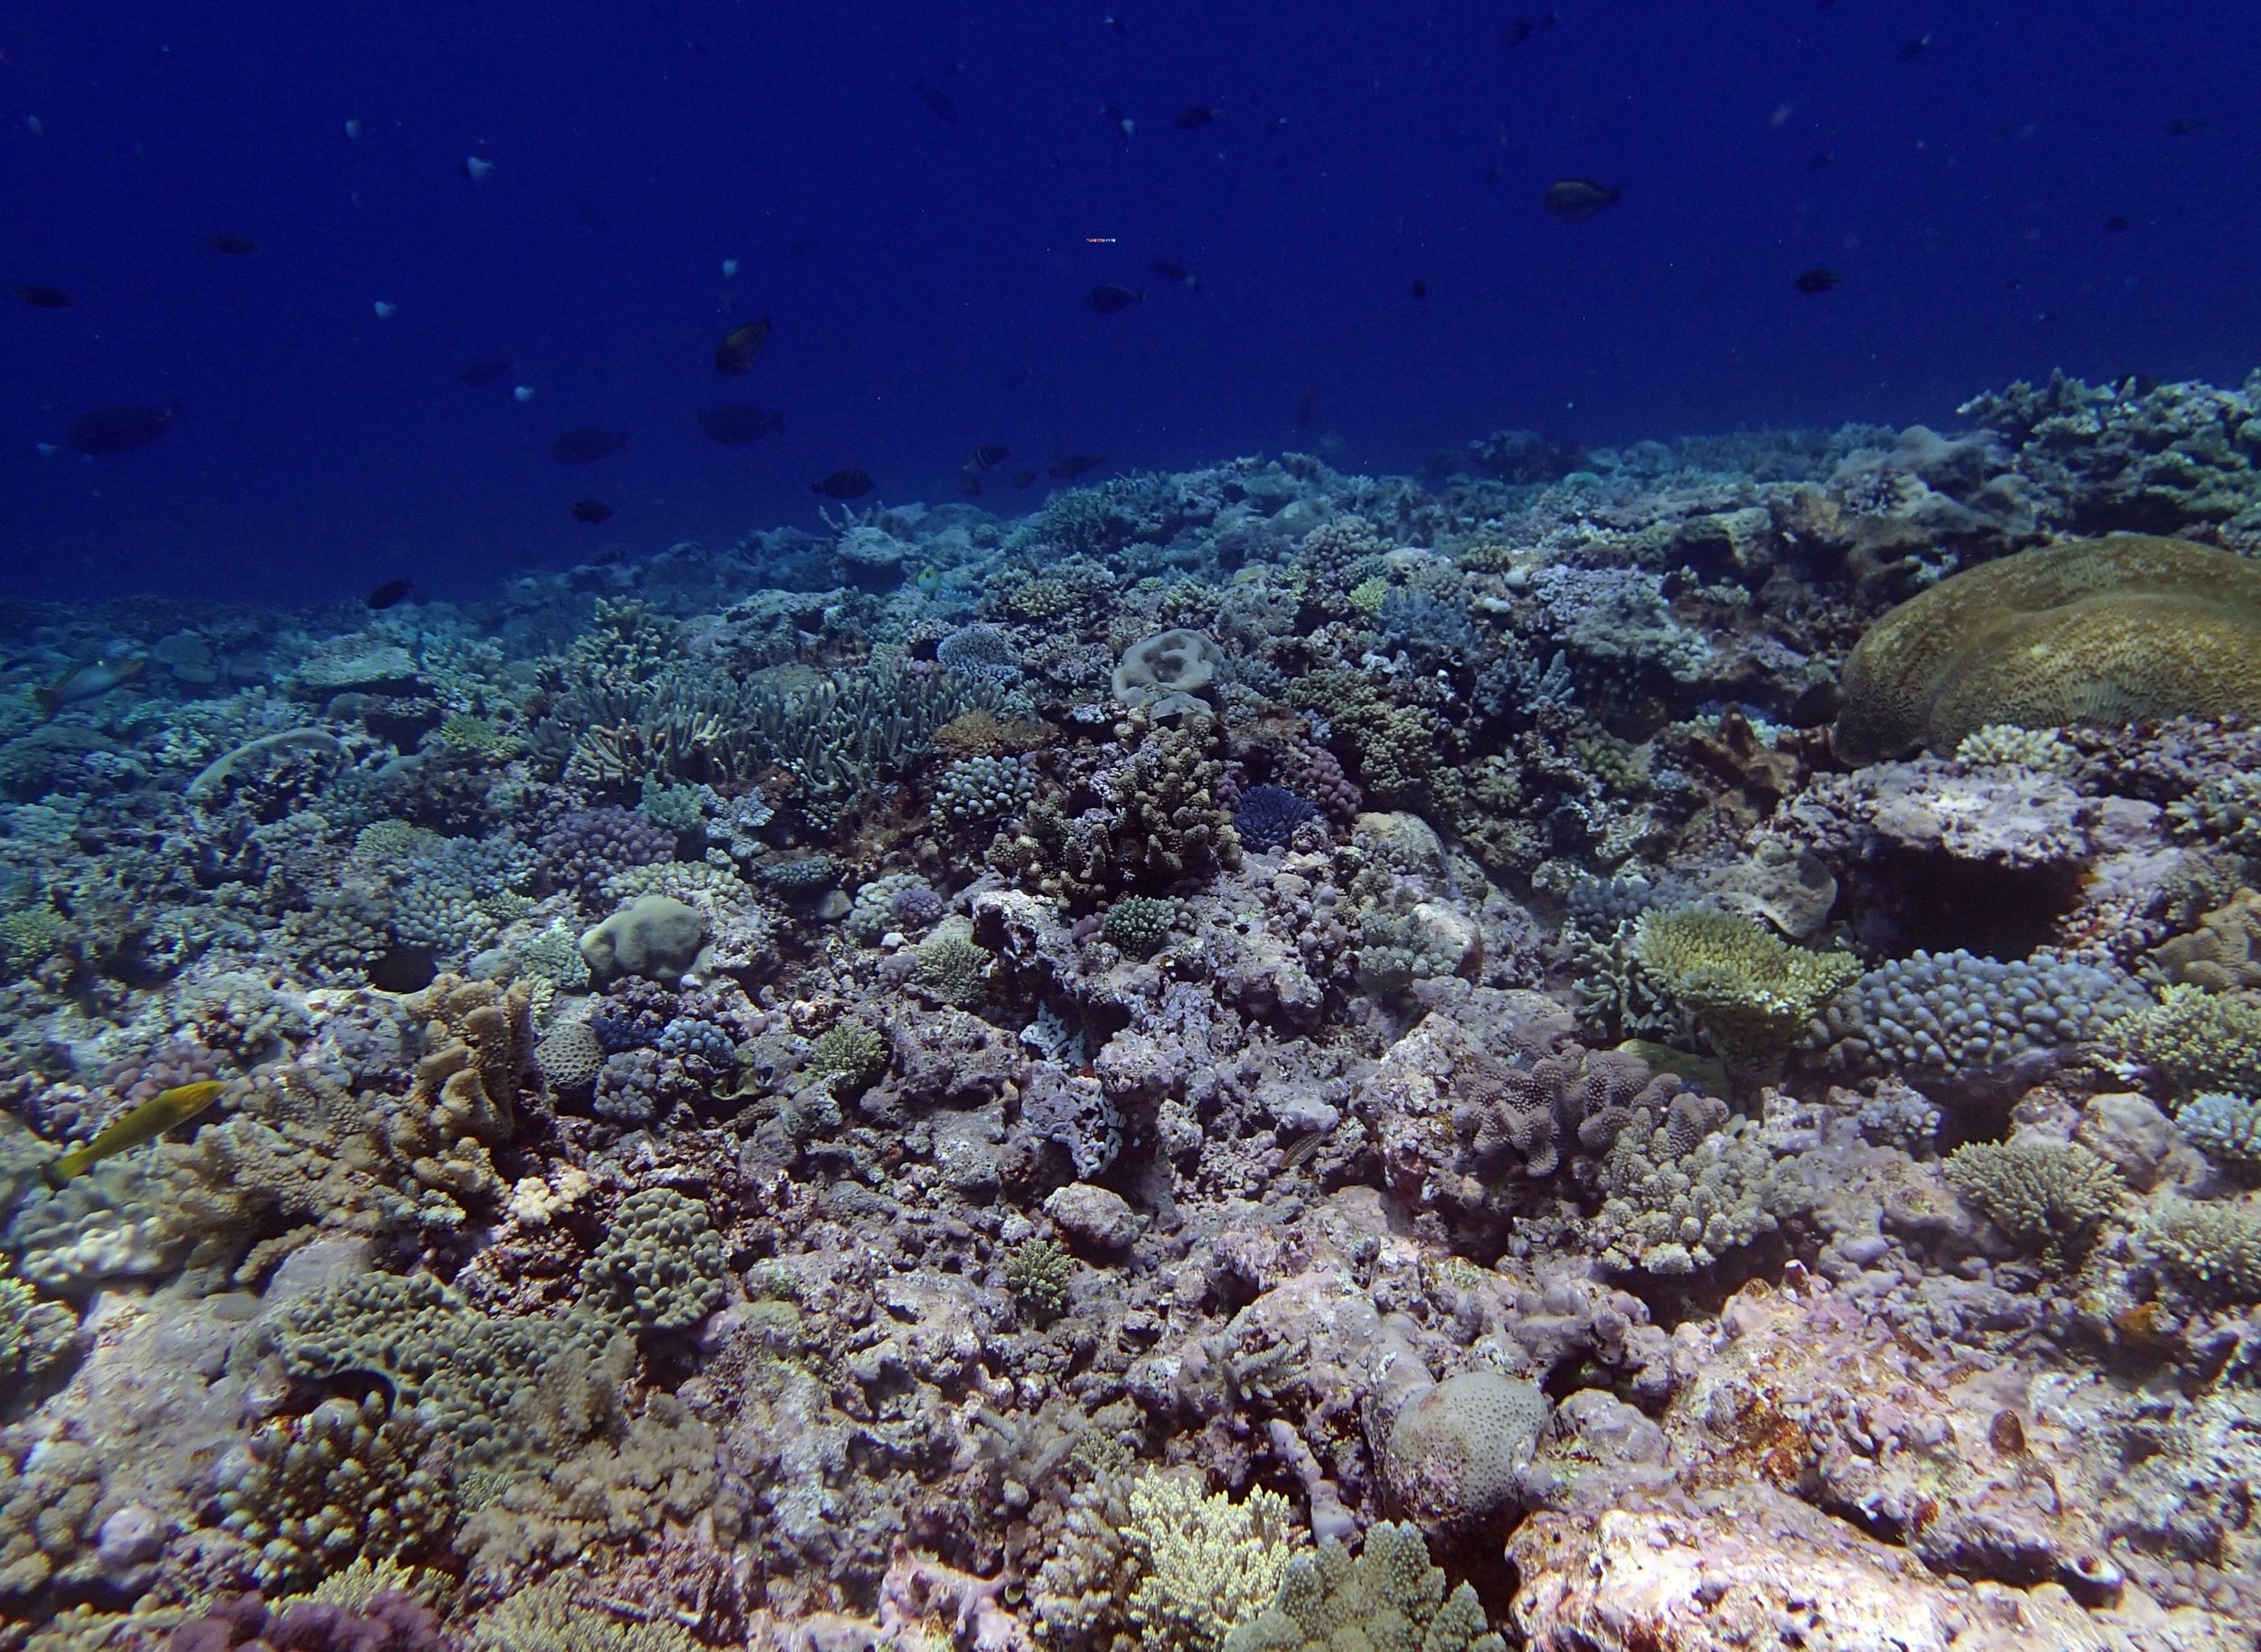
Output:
[
  {"xmin": 1411, "ymin": 278, "xmax": 1428, "ymax": 299},
  {"xmin": 1105, "ymin": 14, "xmax": 1127, "ymax": 35},
  {"xmin": 1792, "ymin": 266, "xmax": 1840, "ymax": 294},
  {"xmin": 1501, "ymin": 13, "xmax": 1556, "ymax": 44},
  {"xmin": 956, "ymin": 474, "xmax": 983, "ymax": 496},
  {"xmin": 1808, "ymin": 151, "xmax": 1833, "ymax": 169},
  {"xmin": 570, "ymin": 498, "xmax": 614, "ymax": 524},
  {"xmin": 812, "ymin": 468, "xmax": 875, "ymax": 499},
  {"xmin": 714, "ymin": 315, "xmax": 772, "ymax": 374},
  {"xmin": 365, "ymin": 577, "xmax": 415, "ymax": 610},
  {"xmin": 1088, "ymin": 283, "xmax": 1141, "ymax": 314},
  {"xmin": 1004, "ymin": 366, "xmax": 1030, "ymax": 389},
  {"xmin": 42, "ymin": 1081, "xmax": 224, "ymax": 1188},
  {"xmin": 575, "ymin": 201, "xmax": 610, "ymax": 231},
  {"xmin": 1151, "ymin": 259, "xmax": 1191, "ymax": 284},
  {"xmin": 1543, "ymin": 178, "xmax": 1621, "ymax": 221},
  {"xmin": 459, "ymin": 358, "xmax": 510, "ymax": 386},
  {"xmin": 698, "ymin": 403, "xmax": 783, "ymax": 443},
  {"xmin": 915, "ymin": 77, "xmax": 959, "ymax": 122},
  {"xmin": 1173, "ymin": 104, "xmax": 1216, "ymax": 129},
  {"xmin": 1048, "ymin": 453, "xmax": 1105, "ymax": 479},
  {"xmin": 205, "ymin": 232, "xmax": 258, "ymax": 256},
  {"xmin": 1012, "ymin": 469, "xmax": 1036, "ymax": 488},
  {"xmin": 552, "ymin": 428, "xmax": 628, "ymax": 463},
  {"xmin": 1897, "ymin": 33, "xmax": 1931, "ymax": 61},
  {"xmin": 1295, "ymin": 388, "xmax": 1316, "ymax": 428},
  {"xmin": 2166, "ymin": 117, "xmax": 2205, "ymax": 137},
  {"xmin": 1482, "ymin": 165, "xmax": 1499, "ymax": 185},
  {"xmin": 967, "ymin": 444, "xmax": 1009, "ymax": 470},
  {"xmin": 69, "ymin": 403, "xmax": 176, "ymax": 455},
  {"xmin": 788, "ymin": 237, "xmax": 821, "ymax": 257},
  {"xmin": 2105, "ymin": 214, "xmax": 2131, "ymax": 233},
  {"xmin": 33, "ymin": 656, "xmax": 145, "ymax": 716},
  {"xmin": 11, "ymin": 286, "xmax": 71, "ymax": 308}
]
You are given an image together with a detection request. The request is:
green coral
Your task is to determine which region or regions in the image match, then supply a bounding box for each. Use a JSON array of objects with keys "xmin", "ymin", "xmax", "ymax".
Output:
[
  {"xmin": 438, "ymin": 713, "xmax": 517, "ymax": 755},
  {"xmin": 0, "ymin": 1260, "xmax": 74, "ymax": 1385},
  {"xmin": 214, "ymin": 1394, "xmax": 458, "ymax": 1591},
  {"xmin": 1221, "ymin": 1521, "xmax": 1503, "ymax": 1652},
  {"xmin": 1629, "ymin": 907, "xmax": 1859, "ymax": 1081},
  {"xmin": 0, "ymin": 904, "xmax": 64, "ymax": 973},
  {"xmin": 637, "ymin": 778, "xmax": 710, "ymax": 835},
  {"xmin": 578, "ymin": 1188, "xmax": 728, "ymax": 1333},
  {"xmin": 2143, "ymin": 1197, "xmax": 2261, "ymax": 1304},
  {"xmin": 1102, "ymin": 894, "xmax": 1177, "ymax": 957},
  {"xmin": 917, "ymin": 928, "xmax": 994, "ymax": 1006},
  {"xmin": 1831, "ymin": 533, "xmax": 2261, "ymax": 762},
  {"xmin": 1125, "ymin": 1472, "xmax": 1308, "ymax": 1652},
  {"xmin": 2178, "ymin": 1093, "xmax": 2261, "ymax": 1177},
  {"xmin": 465, "ymin": 1572, "xmax": 701, "ymax": 1652},
  {"xmin": 1005, "ymin": 1238, "xmax": 1074, "ymax": 1321},
  {"xmin": 2110, "ymin": 986, "xmax": 2261, "ymax": 1102},
  {"xmin": 809, "ymin": 1019, "xmax": 891, "ymax": 1088},
  {"xmin": 1944, "ymin": 1138, "xmax": 2124, "ymax": 1263}
]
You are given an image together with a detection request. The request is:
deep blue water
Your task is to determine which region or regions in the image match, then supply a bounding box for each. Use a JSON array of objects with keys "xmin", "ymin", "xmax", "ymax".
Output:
[{"xmin": 4, "ymin": 1, "xmax": 2256, "ymax": 608}]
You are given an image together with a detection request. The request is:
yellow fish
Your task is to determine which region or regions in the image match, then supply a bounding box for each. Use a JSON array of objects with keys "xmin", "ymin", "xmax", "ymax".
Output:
[{"xmin": 41, "ymin": 1081, "xmax": 225, "ymax": 1187}]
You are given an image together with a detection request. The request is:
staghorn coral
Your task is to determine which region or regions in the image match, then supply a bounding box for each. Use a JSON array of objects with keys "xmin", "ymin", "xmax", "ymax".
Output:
[
  {"xmin": 2142, "ymin": 1197, "xmax": 2261, "ymax": 1304},
  {"xmin": 1004, "ymin": 1237, "xmax": 1074, "ymax": 1322},
  {"xmin": 1101, "ymin": 894, "xmax": 1176, "ymax": 957},
  {"xmin": 1219, "ymin": 1522, "xmax": 1502, "ymax": 1652},
  {"xmin": 1831, "ymin": 533, "xmax": 2261, "ymax": 763},
  {"xmin": 1123, "ymin": 1473, "xmax": 1307, "ymax": 1652},
  {"xmin": 1629, "ymin": 907, "xmax": 1858, "ymax": 1081},
  {"xmin": 809, "ymin": 1018, "xmax": 891, "ymax": 1089},
  {"xmin": 459, "ymin": 1567, "xmax": 702, "ymax": 1652},
  {"xmin": 2177, "ymin": 1092, "xmax": 2261, "ymax": 1177},
  {"xmin": 1231, "ymin": 786, "xmax": 1319, "ymax": 854},
  {"xmin": 2109, "ymin": 985, "xmax": 2261, "ymax": 1102},
  {"xmin": 1944, "ymin": 1138, "xmax": 2124, "ymax": 1262}
]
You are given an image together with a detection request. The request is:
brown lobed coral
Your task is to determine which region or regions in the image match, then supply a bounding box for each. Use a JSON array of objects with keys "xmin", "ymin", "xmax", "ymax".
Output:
[{"xmin": 1831, "ymin": 533, "xmax": 2261, "ymax": 763}]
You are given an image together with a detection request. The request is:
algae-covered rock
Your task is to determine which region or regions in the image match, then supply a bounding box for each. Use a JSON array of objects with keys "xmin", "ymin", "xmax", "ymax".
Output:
[
  {"xmin": 579, "ymin": 894, "xmax": 706, "ymax": 981},
  {"xmin": 1832, "ymin": 533, "xmax": 2261, "ymax": 763}
]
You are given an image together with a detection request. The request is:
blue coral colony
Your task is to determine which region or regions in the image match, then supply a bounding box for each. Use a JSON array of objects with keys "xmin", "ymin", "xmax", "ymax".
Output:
[{"xmin": 5, "ymin": 382, "xmax": 2261, "ymax": 1648}]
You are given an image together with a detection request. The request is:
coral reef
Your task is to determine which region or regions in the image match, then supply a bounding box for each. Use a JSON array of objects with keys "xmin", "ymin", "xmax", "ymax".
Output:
[{"xmin": 11, "ymin": 371, "xmax": 2261, "ymax": 1647}]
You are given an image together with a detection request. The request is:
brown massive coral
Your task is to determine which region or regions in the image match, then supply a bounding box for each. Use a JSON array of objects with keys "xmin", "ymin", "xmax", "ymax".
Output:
[{"xmin": 1831, "ymin": 533, "xmax": 2261, "ymax": 762}]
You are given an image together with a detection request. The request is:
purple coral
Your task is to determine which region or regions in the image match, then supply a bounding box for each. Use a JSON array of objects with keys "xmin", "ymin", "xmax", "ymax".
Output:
[
  {"xmin": 888, "ymin": 881, "xmax": 946, "ymax": 930},
  {"xmin": 1234, "ymin": 784, "xmax": 1320, "ymax": 852},
  {"xmin": 537, "ymin": 806, "xmax": 675, "ymax": 902}
]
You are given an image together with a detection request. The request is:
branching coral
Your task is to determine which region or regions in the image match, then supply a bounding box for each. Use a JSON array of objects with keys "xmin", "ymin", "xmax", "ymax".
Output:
[
  {"xmin": 1124, "ymin": 1473, "xmax": 1307, "ymax": 1652},
  {"xmin": 1629, "ymin": 908, "xmax": 1858, "ymax": 1081},
  {"xmin": 1944, "ymin": 1138, "xmax": 2124, "ymax": 1262},
  {"xmin": 1219, "ymin": 1522, "xmax": 1502, "ymax": 1652}
]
